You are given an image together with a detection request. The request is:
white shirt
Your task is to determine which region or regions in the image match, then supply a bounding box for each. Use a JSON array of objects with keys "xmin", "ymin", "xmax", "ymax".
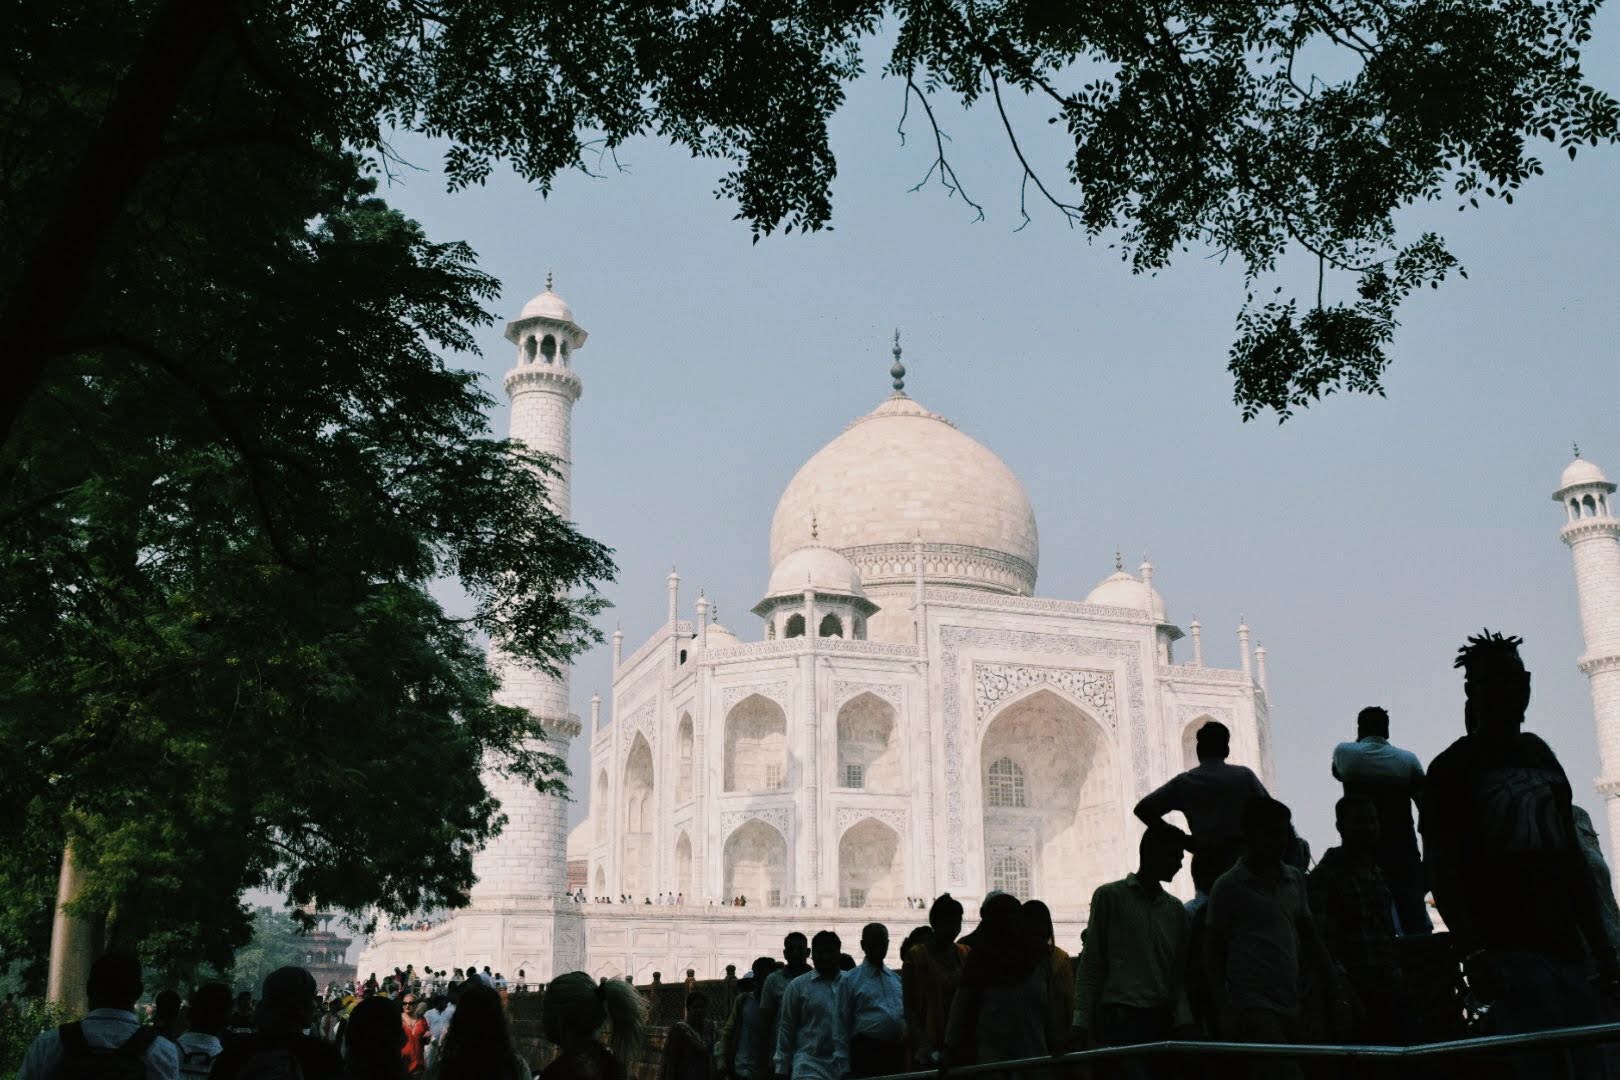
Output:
[
  {"xmin": 174, "ymin": 1031, "xmax": 221, "ymax": 1077},
  {"xmin": 478, "ymin": 972, "xmax": 495, "ymax": 987},
  {"xmin": 838, "ymin": 961, "xmax": 904, "ymax": 1041},
  {"xmin": 773, "ymin": 970, "xmax": 846, "ymax": 1080},
  {"xmin": 19, "ymin": 1008, "xmax": 180, "ymax": 1080},
  {"xmin": 426, "ymin": 1002, "xmax": 455, "ymax": 1042}
]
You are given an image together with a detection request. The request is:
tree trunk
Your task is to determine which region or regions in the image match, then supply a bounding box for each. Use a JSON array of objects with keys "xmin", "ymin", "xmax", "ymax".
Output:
[
  {"xmin": 45, "ymin": 842, "xmax": 100, "ymax": 1014},
  {"xmin": 0, "ymin": 0, "xmax": 228, "ymax": 452}
]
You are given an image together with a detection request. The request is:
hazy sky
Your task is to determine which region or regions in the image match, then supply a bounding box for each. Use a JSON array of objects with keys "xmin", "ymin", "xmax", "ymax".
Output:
[{"xmin": 387, "ymin": 14, "xmax": 1620, "ymax": 864}]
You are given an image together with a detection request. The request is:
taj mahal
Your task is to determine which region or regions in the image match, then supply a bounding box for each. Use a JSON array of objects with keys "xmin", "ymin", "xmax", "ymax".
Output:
[{"xmin": 356, "ymin": 279, "xmax": 1620, "ymax": 985}]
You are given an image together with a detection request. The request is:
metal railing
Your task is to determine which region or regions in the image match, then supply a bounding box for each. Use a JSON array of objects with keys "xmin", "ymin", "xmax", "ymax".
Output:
[{"xmin": 867, "ymin": 1021, "xmax": 1620, "ymax": 1079}]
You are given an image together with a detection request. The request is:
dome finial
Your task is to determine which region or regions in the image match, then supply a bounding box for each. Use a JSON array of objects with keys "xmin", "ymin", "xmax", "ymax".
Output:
[
  {"xmin": 890, "ymin": 329, "xmax": 907, "ymax": 396},
  {"xmin": 1115, "ymin": 548, "xmax": 1123, "ymax": 572},
  {"xmin": 546, "ymin": 268, "xmax": 554, "ymax": 293},
  {"xmin": 811, "ymin": 511, "xmax": 820, "ymax": 543},
  {"xmin": 1575, "ymin": 441, "xmax": 1582, "ymax": 459}
]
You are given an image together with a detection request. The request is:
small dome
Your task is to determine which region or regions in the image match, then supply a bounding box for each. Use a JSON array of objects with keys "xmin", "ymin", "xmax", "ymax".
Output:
[
  {"xmin": 1561, "ymin": 456, "xmax": 1608, "ymax": 489},
  {"xmin": 766, "ymin": 545, "xmax": 866, "ymax": 599},
  {"xmin": 519, "ymin": 287, "xmax": 574, "ymax": 324},
  {"xmin": 706, "ymin": 621, "xmax": 740, "ymax": 648},
  {"xmin": 1085, "ymin": 570, "xmax": 1166, "ymax": 619},
  {"xmin": 567, "ymin": 819, "xmax": 591, "ymax": 859}
]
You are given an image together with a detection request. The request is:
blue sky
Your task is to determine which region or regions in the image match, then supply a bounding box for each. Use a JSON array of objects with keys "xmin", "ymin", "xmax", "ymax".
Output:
[{"xmin": 391, "ymin": 13, "xmax": 1620, "ymax": 863}]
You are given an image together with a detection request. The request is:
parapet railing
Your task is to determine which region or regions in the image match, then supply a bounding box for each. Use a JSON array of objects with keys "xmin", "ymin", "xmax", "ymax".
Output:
[{"xmin": 867, "ymin": 1021, "xmax": 1620, "ymax": 1079}]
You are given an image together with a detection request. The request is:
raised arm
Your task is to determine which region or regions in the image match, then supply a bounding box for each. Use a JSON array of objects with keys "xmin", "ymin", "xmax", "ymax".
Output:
[{"xmin": 1134, "ymin": 777, "xmax": 1192, "ymax": 848}]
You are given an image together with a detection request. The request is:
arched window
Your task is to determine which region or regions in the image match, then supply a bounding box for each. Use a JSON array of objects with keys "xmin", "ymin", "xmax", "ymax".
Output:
[
  {"xmin": 853, "ymin": 616, "xmax": 866, "ymax": 640},
  {"xmin": 679, "ymin": 649, "xmax": 688, "ymax": 665},
  {"xmin": 1586, "ymin": 494, "xmax": 1599, "ymax": 517},
  {"xmin": 540, "ymin": 334, "xmax": 557, "ymax": 362},
  {"xmin": 560, "ymin": 340, "xmax": 570, "ymax": 365},
  {"xmin": 989, "ymin": 852, "xmax": 1031, "ymax": 898},
  {"xmin": 785, "ymin": 614, "xmax": 806, "ymax": 638},
  {"xmin": 986, "ymin": 757, "xmax": 1026, "ymax": 808},
  {"xmin": 819, "ymin": 613, "xmax": 844, "ymax": 638},
  {"xmin": 676, "ymin": 714, "xmax": 694, "ymax": 804},
  {"xmin": 524, "ymin": 336, "xmax": 538, "ymax": 362}
]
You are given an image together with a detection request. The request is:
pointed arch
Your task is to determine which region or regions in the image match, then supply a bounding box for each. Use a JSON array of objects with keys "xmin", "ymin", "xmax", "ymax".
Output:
[
  {"xmin": 622, "ymin": 733, "xmax": 655, "ymax": 898},
  {"xmin": 819, "ymin": 613, "xmax": 844, "ymax": 638},
  {"xmin": 722, "ymin": 819, "xmax": 788, "ymax": 904},
  {"xmin": 838, "ymin": 817, "xmax": 902, "ymax": 908},
  {"xmin": 837, "ymin": 692, "xmax": 899, "ymax": 791},
  {"xmin": 676, "ymin": 713, "xmax": 695, "ymax": 804},
  {"xmin": 674, "ymin": 831, "xmax": 693, "ymax": 898},
  {"xmin": 1182, "ymin": 715, "xmax": 1219, "ymax": 772},
  {"xmin": 980, "ymin": 687, "xmax": 1117, "ymax": 904},
  {"xmin": 724, "ymin": 694, "xmax": 787, "ymax": 793},
  {"xmin": 785, "ymin": 613, "xmax": 806, "ymax": 638}
]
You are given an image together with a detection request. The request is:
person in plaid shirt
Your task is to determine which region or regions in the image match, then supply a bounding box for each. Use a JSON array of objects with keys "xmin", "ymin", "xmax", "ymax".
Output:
[{"xmin": 1307, "ymin": 795, "xmax": 1406, "ymax": 1043}]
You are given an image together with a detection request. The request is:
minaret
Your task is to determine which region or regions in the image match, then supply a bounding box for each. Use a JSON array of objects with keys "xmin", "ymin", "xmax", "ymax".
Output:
[
  {"xmin": 1555, "ymin": 448, "xmax": 1620, "ymax": 872},
  {"xmin": 470, "ymin": 276, "xmax": 588, "ymax": 905}
]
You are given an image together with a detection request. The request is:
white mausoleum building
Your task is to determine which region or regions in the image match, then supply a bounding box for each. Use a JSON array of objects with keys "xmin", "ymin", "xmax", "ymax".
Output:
[{"xmin": 360, "ymin": 285, "xmax": 1276, "ymax": 984}]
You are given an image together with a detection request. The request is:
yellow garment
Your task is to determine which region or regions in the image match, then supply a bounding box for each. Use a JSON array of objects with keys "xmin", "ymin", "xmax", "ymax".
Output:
[
  {"xmin": 1073, "ymin": 874, "xmax": 1192, "ymax": 1031},
  {"xmin": 902, "ymin": 940, "xmax": 968, "ymax": 1062}
]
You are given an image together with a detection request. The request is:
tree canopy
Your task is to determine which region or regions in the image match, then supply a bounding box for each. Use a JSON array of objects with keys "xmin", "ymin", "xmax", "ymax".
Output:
[
  {"xmin": 3, "ymin": 0, "xmax": 1617, "ymax": 439},
  {"xmin": 1, "ymin": 3, "xmax": 612, "ymax": 982}
]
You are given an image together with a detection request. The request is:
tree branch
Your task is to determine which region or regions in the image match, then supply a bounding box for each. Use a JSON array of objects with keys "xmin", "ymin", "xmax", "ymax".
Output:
[{"xmin": 900, "ymin": 74, "xmax": 985, "ymax": 222}]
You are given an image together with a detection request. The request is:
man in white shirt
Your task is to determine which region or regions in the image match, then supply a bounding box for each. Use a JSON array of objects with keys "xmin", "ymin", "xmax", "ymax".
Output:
[
  {"xmin": 175, "ymin": 982, "xmax": 231, "ymax": 1078},
  {"xmin": 773, "ymin": 931, "xmax": 846, "ymax": 1080},
  {"xmin": 839, "ymin": 924, "xmax": 904, "ymax": 1078},
  {"xmin": 19, "ymin": 951, "xmax": 179, "ymax": 1080},
  {"xmin": 1332, "ymin": 706, "xmax": 1431, "ymax": 934}
]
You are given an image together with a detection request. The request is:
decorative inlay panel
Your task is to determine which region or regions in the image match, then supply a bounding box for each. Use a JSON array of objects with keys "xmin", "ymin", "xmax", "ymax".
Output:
[
  {"xmin": 719, "ymin": 808, "xmax": 791, "ymax": 840},
  {"xmin": 721, "ymin": 681, "xmax": 792, "ymax": 714},
  {"xmin": 974, "ymin": 664, "xmax": 1116, "ymax": 733},
  {"xmin": 939, "ymin": 625, "xmax": 1147, "ymax": 886},
  {"xmin": 704, "ymin": 640, "xmax": 921, "ymax": 663},
  {"xmin": 1175, "ymin": 703, "xmax": 1233, "ymax": 728},
  {"xmin": 832, "ymin": 681, "xmax": 904, "ymax": 709},
  {"xmin": 619, "ymin": 698, "xmax": 657, "ymax": 760},
  {"xmin": 834, "ymin": 807, "xmax": 909, "ymax": 837}
]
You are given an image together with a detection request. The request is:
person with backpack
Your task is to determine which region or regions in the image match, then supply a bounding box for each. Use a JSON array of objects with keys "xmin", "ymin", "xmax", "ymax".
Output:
[
  {"xmin": 176, "ymin": 983, "xmax": 233, "ymax": 1078},
  {"xmin": 209, "ymin": 967, "xmax": 343, "ymax": 1080},
  {"xmin": 18, "ymin": 951, "xmax": 180, "ymax": 1079}
]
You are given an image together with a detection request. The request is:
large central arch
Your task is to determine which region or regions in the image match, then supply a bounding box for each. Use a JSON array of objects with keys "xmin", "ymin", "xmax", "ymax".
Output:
[
  {"xmin": 722, "ymin": 819, "xmax": 788, "ymax": 905},
  {"xmin": 980, "ymin": 687, "xmax": 1118, "ymax": 901},
  {"xmin": 622, "ymin": 734, "xmax": 654, "ymax": 898},
  {"xmin": 724, "ymin": 694, "xmax": 788, "ymax": 793}
]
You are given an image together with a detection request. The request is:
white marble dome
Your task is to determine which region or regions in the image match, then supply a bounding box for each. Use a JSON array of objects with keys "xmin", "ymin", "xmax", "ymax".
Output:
[
  {"xmin": 1085, "ymin": 569, "xmax": 1167, "ymax": 618},
  {"xmin": 705, "ymin": 621, "xmax": 740, "ymax": 648},
  {"xmin": 766, "ymin": 544, "xmax": 867, "ymax": 599},
  {"xmin": 519, "ymin": 287, "xmax": 575, "ymax": 324},
  {"xmin": 769, "ymin": 395, "xmax": 1039, "ymax": 593},
  {"xmin": 1561, "ymin": 456, "xmax": 1609, "ymax": 489}
]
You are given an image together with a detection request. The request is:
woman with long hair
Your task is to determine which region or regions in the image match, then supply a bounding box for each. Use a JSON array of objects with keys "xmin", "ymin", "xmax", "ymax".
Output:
[
  {"xmin": 539, "ymin": 972, "xmax": 648, "ymax": 1080},
  {"xmin": 343, "ymin": 995, "xmax": 408, "ymax": 1080},
  {"xmin": 429, "ymin": 982, "xmax": 531, "ymax": 1080},
  {"xmin": 943, "ymin": 893, "xmax": 1061, "ymax": 1070},
  {"xmin": 1022, "ymin": 899, "xmax": 1076, "ymax": 1045}
]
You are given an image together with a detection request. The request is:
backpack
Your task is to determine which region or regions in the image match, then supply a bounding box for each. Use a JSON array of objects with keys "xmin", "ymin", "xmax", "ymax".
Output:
[
  {"xmin": 56, "ymin": 1021, "xmax": 157, "ymax": 1080},
  {"xmin": 178, "ymin": 1044, "xmax": 219, "ymax": 1078}
]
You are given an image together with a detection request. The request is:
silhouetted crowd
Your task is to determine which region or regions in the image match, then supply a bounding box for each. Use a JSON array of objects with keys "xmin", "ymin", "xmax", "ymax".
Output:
[{"xmin": 18, "ymin": 630, "xmax": 1620, "ymax": 1080}]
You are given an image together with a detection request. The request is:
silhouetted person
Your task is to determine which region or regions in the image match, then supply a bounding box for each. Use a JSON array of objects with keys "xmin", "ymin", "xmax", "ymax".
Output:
[
  {"xmin": 225, "ymin": 991, "xmax": 255, "ymax": 1041},
  {"xmin": 840, "ymin": 924, "xmax": 904, "ymax": 1078},
  {"xmin": 1306, "ymin": 795, "xmax": 1407, "ymax": 1044},
  {"xmin": 1023, "ymin": 901, "xmax": 1075, "ymax": 1052},
  {"xmin": 902, "ymin": 894, "xmax": 966, "ymax": 1068},
  {"xmin": 773, "ymin": 931, "xmax": 846, "ymax": 1080},
  {"xmin": 1421, "ymin": 630, "xmax": 1619, "ymax": 1077},
  {"xmin": 944, "ymin": 894, "xmax": 1061, "ymax": 1067},
  {"xmin": 659, "ymin": 991, "xmax": 715, "ymax": 1080},
  {"xmin": 343, "ymin": 995, "xmax": 407, "ymax": 1080},
  {"xmin": 1183, "ymin": 850, "xmax": 1221, "ymax": 1038},
  {"xmin": 210, "ymin": 967, "xmax": 343, "ymax": 1080},
  {"xmin": 1206, "ymin": 798, "xmax": 1344, "ymax": 1080},
  {"xmin": 1573, "ymin": 805, "xmax": 1620, "ymax": 963},
  {"xmin": 177, "ymin": 982, "xmax": 233, "ymax": 1078},
  {"xmin": 757, "ymin": 932, "xmax": 810, "ymax": 1075},
  {"xmin": 18, "ymin": 951, "xmax": 179, "ymax": 1079},
  {"xmin": 1135, "ymin": 721, "xmax": 1268, "ymax": 877},
  {"xmin": 1072, "ymin": 824, "xmax": 1191, "ymax": 1079},
  {"xmin": 1332, "ymin": 705, "xmax": 1431, "ymax": 934},
  {"xmin": 153, "ymin": 990, "xmax": 183, "ymax": 1041},
  {"xmin": 719, "ymin": 957, "xmax": 776, "ymax": 1080},
  {"xmin": 538, "ymin": 972, "xmax": 646, "ymax": 1080}
]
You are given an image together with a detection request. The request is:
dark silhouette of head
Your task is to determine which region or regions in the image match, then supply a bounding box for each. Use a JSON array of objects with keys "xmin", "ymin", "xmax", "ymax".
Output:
[
  {"xmin": 1335, "ymin": 795, "xmax": 1380, "ymax": 855},
  {"xmin": 783, "ymin": 931, "xmax": 809, "ymax": 969},
  {"xmin": 684, "ymin": 990, "xmax": 708, "ymax": 1026},
  {"xmin": 189, "ymin": 982, "xmax": 233, "ymax": 1036},
  {"xmin": 1195, "ymin": 721, "xmax": 1231, "ymax": 762},
  {"xmin": 1357, "ymin": 706, "xmax": 1390, "ymax": 738},
  {"xmin": 810, "ymin": 931, "xmax": 842, "ymax": 977},
  {"xmin": 928, "ymin": 893, "xmax": 964, "ymax": 944},
  {"xmin": 1456, "ymin": 629, "xmax": 1530, "ymax": 739},
  {"xmin": 259, "ymin": 967, "xmax": 317, "ymax": 1034},
  {"xmin": 900, "ymin": 925, "xmax": 934, "ymax": 956},
  {"xmin": 837, "ymin": 953, "xmax": 856, "ymax": 972},
  {"xmin": 1139, "ymin": 823, "xmax": 1187, "ymax": 883},
  {"xmin": 1189, "ymin": 849, "xmax": 1219, "ymax": 896},
  {"xmin": 963, "ymin": 892, "xmax": 1041, "ymax": 988},
  {"xmin": 86, "ymin": 952, "xmax": 143, "ymax": 1012},
  {"xmin": 1022, "ymin": 899, "xmax": 1055, "ymax": 946},
  {"xmin": 154, "ymin": 989, "xmax": 181, "ymax": 1028},
  {"xmin": 860, "ymin": 923, "xmax": 889, "ymax": 965},
  {"xmin": 439, "ymin": 982, "xmax": 523, "ymax": 1079},
  {"xmin": 750, "ymin": 955, "xmax": 776, "ymax": 986},
  {"xmin": 344, "ymin": 995, "xmax": 407, "ymax": 1080},
  {"xmin": 1243, "ymin": 797, "xmax": 1294, "ymax": 869}
]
